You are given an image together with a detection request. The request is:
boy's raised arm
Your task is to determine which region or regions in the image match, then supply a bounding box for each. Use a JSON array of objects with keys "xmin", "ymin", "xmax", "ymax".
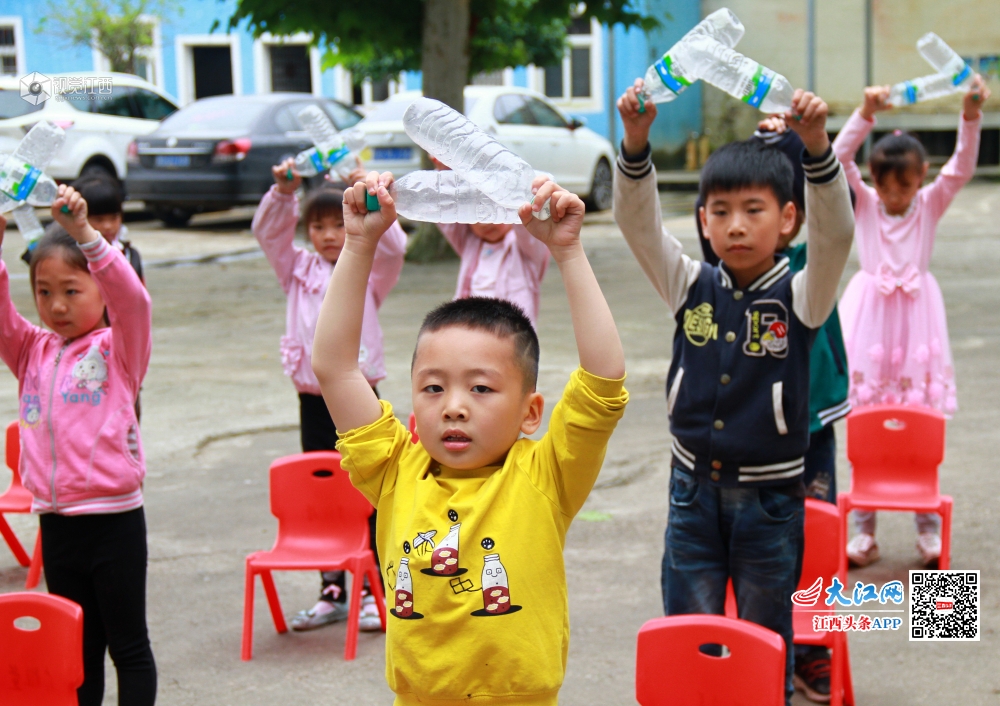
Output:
[
  {"xmin": 312, "ymin": 172, "xmax": 395, "ymax": 431},
  {"xmin": 519, "ymin": 183, "xmax": 625, "ymax": 380}
]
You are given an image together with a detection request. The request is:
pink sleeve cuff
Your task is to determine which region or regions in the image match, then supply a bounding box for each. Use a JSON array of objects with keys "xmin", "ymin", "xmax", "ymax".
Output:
[{"xmin": 78, "ymin": 237, "xmax": 112, "ymax": 262}]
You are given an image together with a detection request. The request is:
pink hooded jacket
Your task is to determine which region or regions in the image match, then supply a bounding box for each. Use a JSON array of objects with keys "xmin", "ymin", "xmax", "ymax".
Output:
[
  {"xmin": 0, "ymin": 238, "xmax": 152, "ymax": 515},
  {"xmin": 253, "ymin": 186, "xmax": 406, "ymax": 393},
  {"xmin": 437, "ymin": 223, "xmax": 550, "ymax": 326}
]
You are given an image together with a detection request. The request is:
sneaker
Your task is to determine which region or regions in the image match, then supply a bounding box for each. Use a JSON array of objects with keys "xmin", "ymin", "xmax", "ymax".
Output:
[
  {"xmin": 359, "ymin": 595, "xmax": 383, "ymax": 632},
  {"xmin": 793, "ymin": 652, "xmax": 831, "ymax": 703},
  {"xmin": 289, "ymin": 601, "xmax": 349, "ymax": 631},
  {"xmin": 917, "ymin": 532, "xmax": 942, "ymax": 568},
  {"xmin": 846, "ymin": 533, "xmax": 880, "ymax": 567}
]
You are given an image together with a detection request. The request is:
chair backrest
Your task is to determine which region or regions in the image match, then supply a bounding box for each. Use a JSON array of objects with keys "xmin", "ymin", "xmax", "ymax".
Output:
[
  {"xmin": 6, "ymin": 420, "xmax": 18, "ymax": 472},
  {"xmin": 800, "ymin": 498, "xmax": 840, "ymax": 590},
  {"xmin": 846, "ymin": 405, "xmax": 945, "ymax": 497},
  {"xmin": 408, "ymin": 413, "xmax": 418, "ymax": 443},
  {"xmin": 636, "ymin": 615, "xmax": 786, "ymax": 706},
  {"xmin": 269, "ymin": 452, "xmax": 373, "ymax": 555},
  {"xmin": 0, "ymin": 592, "xmax": 84, "ymax": 705}
]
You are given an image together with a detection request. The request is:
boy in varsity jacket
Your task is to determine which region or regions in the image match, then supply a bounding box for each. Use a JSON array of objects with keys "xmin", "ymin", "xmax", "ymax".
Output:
[{"xmin": 614, "ymin": 81, "xmax": 854, "ymax": 705}]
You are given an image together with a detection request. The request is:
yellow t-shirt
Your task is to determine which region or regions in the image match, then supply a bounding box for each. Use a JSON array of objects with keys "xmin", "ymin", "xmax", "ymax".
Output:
[{"xmin": 338, "ymin": 368, "xmax": 628, "ymax": 705}]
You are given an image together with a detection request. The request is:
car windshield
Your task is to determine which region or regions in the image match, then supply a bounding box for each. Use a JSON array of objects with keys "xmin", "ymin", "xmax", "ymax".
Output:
[
  {"xmin": 363, "ymin": 96, "xmax": 477, "ymax": 122},
  {"xmin": 0, "ymin": 89, "xmax": 43, "ymax": 119},
  {"xmin": 159, "ymin": 99, "xmax": 269, "ymax": 133}
]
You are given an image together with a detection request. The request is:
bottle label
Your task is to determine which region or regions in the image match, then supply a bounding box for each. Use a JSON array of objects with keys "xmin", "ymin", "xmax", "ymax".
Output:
[
  {"xmin": 324, "ymin": 145, "xmax": 351, "ymax": 169},
  {"xmin": 741, "ymin": 65, "xmax": 775, "ymax": 108},
  {"xmin": 308, "ymin": 149, "xmax": 324, "ymax": 172},
  {"xmin": 0, "ymin": 162, "xmax": 40, "ymax": 201},
  {"xmin": 653, "ymin": 54, "xmax": 691, "ymax": 95},
  {"xmin": 903, "ymin": 81, "xmax": 918, "ymax": 105},
  {"xmin": 952, "ymin": 63, "xmax": 971, "ymax": 86}
]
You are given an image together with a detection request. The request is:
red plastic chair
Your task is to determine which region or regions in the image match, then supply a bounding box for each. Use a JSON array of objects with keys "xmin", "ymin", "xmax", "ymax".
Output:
[
  {"xmin": 408, "ymin": 412, "xmax": 418, "ymax": 443},
  {"xmin": 242, "ymin": 451, "xmax": 385, "ymax": 661},
  {"xmin": 726, "ymin": 499, "xmax": 854, "ymax": 705},
  {"xmin": 0, "ymin": 421, "xmax": 44, "ymax": 589},
  {"xmin": 0, "ymin": 592, "xmax": 84, "ymax": 705},
  {"xmin": 840, "ymin": 405, "xmax": 951, "ymax": 572},
  {"xmin": 636, "ymin": 614, "xmax": 786, "ymax": 705}
]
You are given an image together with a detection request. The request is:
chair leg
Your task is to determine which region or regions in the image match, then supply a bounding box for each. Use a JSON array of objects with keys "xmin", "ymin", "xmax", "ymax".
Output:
[
  {"xmin": 830, "ymin": 634, "xmax": 844, "ymax": 706},
  {"xmin": 367, "ymin": 563, "xmax": 387, "ymax": 632},
  {"xmin": 260, "ymin": 570, "xmax": 287, "ymax": 634},
  {"xmin": 837, "ymin": 494, "xmax": 850, "ymax": 582},
  {"xmin": 939, "ymin": 497, "xmax": 953, "ymax": 570},
  {"xmin": 242, "ymin": 563, "xmax": 256, "ymax": 661},
  {"xmin": 0, "ymin": 514, "xmax": 30, "ymax": 566},
  {"xmin": 344, "ymin": 562, "xmax": 363, "ymax": 661},
  {"xmin": 843, "ymin": 635, "xmax": 855, "ymax": 705},
  {"xmin": 25, "ymin": 530, "xmax": 43, "ymax": 589}
]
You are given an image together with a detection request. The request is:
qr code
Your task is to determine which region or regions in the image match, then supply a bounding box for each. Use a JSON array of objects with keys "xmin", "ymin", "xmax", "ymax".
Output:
[{"xmin": 909, "ymin": 570, "xmax": 979, "ymax": 641}]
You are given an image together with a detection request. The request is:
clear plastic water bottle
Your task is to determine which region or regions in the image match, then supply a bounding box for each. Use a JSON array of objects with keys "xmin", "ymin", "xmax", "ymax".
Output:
[
  {"xmin": 10, "ymin": 202, "xmax": 44, "ymax": 250},
  {"xmin": 392, "ymin": 170, "xmax": 522, "ymax": 224},
  {"xmin": 293, "ymin": 106, "xmax": 365, "ymax": 180},
  {"xmin": 683, "ymin": 36, "xmax": 795, "ymax": 112},
  {"xmin": 639, "ymin": 8, "xmax": 745, "ymax": 107},
  {"xmin": 887, "ymin": 72, "xmax": 968, "ymax": 107},
  {"xmin": 0, "ymin": 121, "xmax": 64, "ymax": 214},
  {"xmin": 917, "ymin": 32, "xmax": 974, "ymax": 89},
  {"xmin": 403, "ymin": 98, "xmax": 549, "ymax": 219}
]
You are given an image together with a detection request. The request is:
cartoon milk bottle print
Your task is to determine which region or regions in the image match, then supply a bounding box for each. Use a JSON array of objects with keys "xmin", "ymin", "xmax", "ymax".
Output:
[
  {"xmin": 482, "ymin": 553, "xmax": 511, "ymax": 614},
  {"xmin": 431, "ymin": 523, "xmax": 461, "ymax": 575},
  {"xmin": 394, "ymin": 558, "xmax": 414, "ymax": 617}
]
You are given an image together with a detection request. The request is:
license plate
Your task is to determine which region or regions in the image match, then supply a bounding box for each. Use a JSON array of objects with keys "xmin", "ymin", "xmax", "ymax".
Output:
[
  {"xmin": 373, "ymin": 147, "xmax": 412, "ymax": 161},
  {"xmin": 155, "ymin": 154, "xmax": 190, "ymax": 168}
]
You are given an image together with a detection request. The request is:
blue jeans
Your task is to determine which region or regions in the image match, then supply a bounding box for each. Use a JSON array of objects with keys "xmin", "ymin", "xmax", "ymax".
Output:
[
  {"xmin": 803, "ymin": 424, "xmax": 837, "ymax": 503},
  {"xmin": 661, "ymin": 468, "xmax": 804, "ymax": 705}
]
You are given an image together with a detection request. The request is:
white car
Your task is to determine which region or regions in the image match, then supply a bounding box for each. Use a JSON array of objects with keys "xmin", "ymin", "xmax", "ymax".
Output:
[
  {"xmin": 354, "ymin": 86, "xmax": 615, "ymax": 211},
  {"xmin": 0, "ymin": 72, "xmax": 178, "ymax": 183}
]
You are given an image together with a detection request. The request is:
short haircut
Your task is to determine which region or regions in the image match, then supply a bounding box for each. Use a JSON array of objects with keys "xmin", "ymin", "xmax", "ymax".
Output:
[
  {"xmin": 699, "ymin": 139, "xmax": 795, "ymax": 208},
  {"xmin": 869, "ymin": 131, "xmax": 926, "ymax": 185},
  {"xmin": 301, "ymin": 186, "xmax": 344, "ymax": 226},
  {"xmin": 72, "ymin": 174, "xmax": 123, "ymax": 216},
  {"xmin": 29, "ymin": 225, "xmax": 89, "ymax": 293},
  {"xmin": 415, "ymin": 297, "xmax": 540, "ymax": 392}
]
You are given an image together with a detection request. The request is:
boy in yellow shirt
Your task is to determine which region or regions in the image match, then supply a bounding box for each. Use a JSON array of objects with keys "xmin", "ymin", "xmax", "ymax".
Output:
[{"xmin": 312, "ymin": 173, "xmax": 628, "ymax": 705}]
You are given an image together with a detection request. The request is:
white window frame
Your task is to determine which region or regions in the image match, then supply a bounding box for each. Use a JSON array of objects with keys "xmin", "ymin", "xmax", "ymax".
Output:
[
  {"xmin": 253, "ymin": 32, "xmax": 321, "ymax": 95},
  {"xmin": 91, "ymin": 14, "xmax": 165, "ymax": 90},
  {"xmin": 0, "ymin": 16, "xmax": 26, "ymax": 77},
  {"xmin": 471, "ymin": 68, "xmax": 514, "ymax": 86},
  {"xmin": 533, "ymin": 17, "xmax": 602, "ymax": 112},
  {"xmin": 174, "ymin": 33, "xmax": 242, "ymax": 106}
]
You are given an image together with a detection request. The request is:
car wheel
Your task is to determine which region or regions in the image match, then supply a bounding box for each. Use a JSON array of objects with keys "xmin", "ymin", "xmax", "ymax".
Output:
[
  {"xmin": 587, "ymin": 158, "xmax": 612, "ymax": 212},
  {"xmin": 157, "ymin": 207, "xmax": 194, "ymax": 228}
]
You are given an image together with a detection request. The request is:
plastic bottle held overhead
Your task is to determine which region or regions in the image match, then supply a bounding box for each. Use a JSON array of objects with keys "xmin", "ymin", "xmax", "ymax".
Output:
[
  {"xmin": 887, "ymin": 71, "xmax": 968, "ymax": 107},
  {"xmin": 295, "ymin": 105, "xmax": 358, "ymax": 181},
  {"xmin": 10, "ymin": 202, "xmax": 44, "ymax": 250},
  {"xmin": 403, "ymin": 97, "xmax": 548, "ymax": 217},
  {"xmin": 393, "ymin": 170, "xmax": 522, "ymax": 224},
  {"xmin": 683, "ymin": 36, "xmax": 795, "ymax": 113},
  {"xmin": 0, "ymin": 121, "xmax": 64, "ymax": 211},
  {"xmin": 639, "ymin": 8, "xmax": 745, "ymax": 109},
  {"xmin": 916, "ymin": 32, "xmax": 974, "ymax": 89}
]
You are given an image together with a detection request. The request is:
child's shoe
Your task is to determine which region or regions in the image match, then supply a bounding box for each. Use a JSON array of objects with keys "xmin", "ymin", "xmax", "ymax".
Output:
[
  {"xmin": 793, "ymin": 650, "xmax": 831, "ymax": 703},
  {"xmin": 359, "ymin": 594, "xmax": 383, "ymax": 632},
  {"xmin": 846, "ymin": 533, "xmax": 880, "ymax": 567},
  {"xmin": 917, "ymin": 532, "xmax": 942, "ymax": 568},
  {"xmin": 290, "ymin": 600, "xmax": 349, "ymax": 631}
]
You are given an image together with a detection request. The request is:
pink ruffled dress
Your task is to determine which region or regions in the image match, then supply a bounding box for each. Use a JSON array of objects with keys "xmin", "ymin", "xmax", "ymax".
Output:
[{"xmin": 833, "ymin": 110, "xmax": 981, "ymax": 415}]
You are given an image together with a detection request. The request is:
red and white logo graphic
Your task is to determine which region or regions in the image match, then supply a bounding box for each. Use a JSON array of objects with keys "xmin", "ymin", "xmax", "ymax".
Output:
[
  {"xmin": 934, "ymin": 597, "xmax": 954, "ymax": 615},
  {"xmin": 792, "ymin": 577, "xmax": 823, "ymax": 607}
]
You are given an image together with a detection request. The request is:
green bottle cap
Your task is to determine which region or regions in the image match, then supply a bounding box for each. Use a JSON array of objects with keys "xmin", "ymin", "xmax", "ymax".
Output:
[
  {"xmin": 638, "ymin": 102, "xmax": 646, "ymax": 114},
  {"xmin": 366, "ymin": 192, "xmax": 381, "ymax": 211},
  {"xmin": 287, "ymin": 168, "xmax": 293, "ymax": 181},
  {"xmin": 61, "ymin": 205, "xmax": 70, "ymax": 214}
]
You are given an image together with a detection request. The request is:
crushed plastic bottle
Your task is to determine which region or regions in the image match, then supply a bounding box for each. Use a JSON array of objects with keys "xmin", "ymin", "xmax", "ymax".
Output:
[
  {"xmin": 293, "ymin": 105, "xmax": 366, "ymax": 180},
  {"xmin": 10, "ymin": 203, "xmax": 45, "ymax": 250},
  {"xmin": 402, "ymin": 98, "xmax": 549, "ymax": 219},
  {"xmin": 393, "ymin": 170, "xmax": 521, "ymax": 224},
  {"xmin": 639, "ymin": 8, "xmax": 745, "ymax": 109},
  {"xmin": 916, "ymin": 32, "xmax": 974, "ymax": 89},
  {"xmin": 682, "ymin": 36, "xmax": 795, "ymax": 113},
  {"xmin": 887, "ymin": 72, "xmax": 970, "ymax": 107},
  {"xmin": 0, "ymin": 121, "xmax": 64, "ymax": 215}
]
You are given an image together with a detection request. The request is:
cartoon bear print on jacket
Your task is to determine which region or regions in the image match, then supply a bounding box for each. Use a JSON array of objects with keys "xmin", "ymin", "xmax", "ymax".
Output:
[{"xmin": 60, "ymin": 345, "xmax": 110, "ymax": 405}]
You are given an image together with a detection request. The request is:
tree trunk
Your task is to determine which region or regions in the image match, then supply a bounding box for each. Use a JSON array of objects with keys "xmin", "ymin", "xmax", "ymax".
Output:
[{"xmin": 406, "ymin": 0, "xmax": 471, "ymax": 263}]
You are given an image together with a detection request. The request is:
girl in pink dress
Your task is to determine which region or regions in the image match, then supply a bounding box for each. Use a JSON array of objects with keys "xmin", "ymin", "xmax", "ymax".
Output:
[{"xmin": 833, "ymin": 76, "xmax": 989, "ymax": 567}]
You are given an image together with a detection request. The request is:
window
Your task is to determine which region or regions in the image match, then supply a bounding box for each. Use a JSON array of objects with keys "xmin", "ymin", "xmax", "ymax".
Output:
[
  {"xmin": 92, "ymin": 16, "xmax": 163, "ymax": 89},
  {"xmin": 0, "ymin": 19, "xmax": 22, "ymax": 76},
  {"xmin": 538, "ymin": 16, "xmax": 600, "ymax": 106},
  {"xmin": 95, "ymin": 85, "xmax": 137, "ymax": 117},
  {"xmin": 269, "ymin": 44, "xmax": 312, "ymax": 93},
  {"xmin": 321, "ymin": 100, "xmax": 363, "ymax": 131},
  {"xmin": 131, "ymin": 88, "xmax": 177, "ymax": 120},
  {"xmin": 0, "ymin": 88, "xmax": 41, "ymax": 118},
  {"xmin": 494, "ymin": 94, "xmax": 536, "ymax": 125},
  {"xmin": 526, "ymin": 97, "xmax": 568, "ymax": 128},
  {"xmin": 272, "ymin": 101, "xmax": 315, "ymax": 133}
]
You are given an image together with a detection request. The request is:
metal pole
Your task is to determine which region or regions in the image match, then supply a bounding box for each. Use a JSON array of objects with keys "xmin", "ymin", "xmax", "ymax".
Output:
[
  {"xmin": 807, "ymin": 0, "xmax": 815, "ymax": 92},
  {"xmin": 608, "ymin": 24, "xmax": 616, "ymax": 150},
  {"xmin": 864, "ymin": 0, "xmax": 873, "ymax": 160}
]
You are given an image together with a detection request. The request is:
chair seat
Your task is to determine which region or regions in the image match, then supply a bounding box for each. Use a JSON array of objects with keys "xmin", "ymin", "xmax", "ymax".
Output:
[
  {"xmin": 248, "ymin": 547, "xmax": 373, "ymax": 571},
  {"xmin": 0, "ymin": 488, "xmax": 33, "ymax": 512},
  {"xmin": 844, "ymin": 492, "xmax": 949, "ymax": 512}
]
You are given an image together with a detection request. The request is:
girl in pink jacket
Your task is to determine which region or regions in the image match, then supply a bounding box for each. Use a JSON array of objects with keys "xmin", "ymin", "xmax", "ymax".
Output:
[
  {"xmin": 0, "ymin": 186, "xmax": 155, "ymax": 705},
  {"xmin": 252, "ymin": 159, "xmax": 406, "ymax": 631},
  {"xmin": 834, "ymin": 76, "xmax": 989, "ymax": 569}
]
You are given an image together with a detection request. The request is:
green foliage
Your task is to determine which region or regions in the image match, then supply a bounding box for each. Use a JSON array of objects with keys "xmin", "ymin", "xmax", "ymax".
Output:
[
  {"xmin": 37, "ymin": 0, "xmax": 179, "ymax": 75},
  {"xmin": 228, "ymin": 0, "xmax": 659, "ymax": 81}
]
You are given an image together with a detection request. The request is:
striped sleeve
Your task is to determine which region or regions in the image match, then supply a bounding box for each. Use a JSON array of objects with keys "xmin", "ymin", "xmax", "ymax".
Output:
[
  {"xmin": 617, "ymin": 140, "xmax": 652, "ymax": 180},
  {"xmin": 78, "ymin": 236, "xmax": 112, "ymax": 262},
  {"xmin": 801, "ymin": 146, "xmax": 841, "ymax": 184}
]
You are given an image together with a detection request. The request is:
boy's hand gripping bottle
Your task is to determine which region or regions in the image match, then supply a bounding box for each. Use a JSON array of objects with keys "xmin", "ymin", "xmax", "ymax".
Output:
[{"xmin": 0, "ymin": 121, "xmax": 66, "ymax": 252}]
